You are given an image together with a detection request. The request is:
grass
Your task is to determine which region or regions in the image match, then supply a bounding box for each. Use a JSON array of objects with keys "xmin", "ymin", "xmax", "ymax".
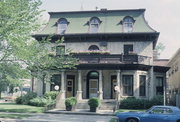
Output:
[
  {"xmin": 0, "ymin": 103, "xmax": 45, "ymax": 113},
  {"xmin": 0, "ymin": 114, "xmax": 31, "ymax": 119}
]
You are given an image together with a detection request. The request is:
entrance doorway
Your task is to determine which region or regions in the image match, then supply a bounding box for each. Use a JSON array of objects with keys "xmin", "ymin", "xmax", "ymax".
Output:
[
  {"xmin": 89, "ymin": 79, "xmax": 98, "ymax": 98},
  {"xmin": 111, "ymin": 75, "xmax": 117, "ymax": 99},
  {"xmin": 87, "ymin": 71, "xmax": 99, "ymax": 98},
  {"xmin": 66, "ymin": 75, "xmax": 75, "ymax": 98}
]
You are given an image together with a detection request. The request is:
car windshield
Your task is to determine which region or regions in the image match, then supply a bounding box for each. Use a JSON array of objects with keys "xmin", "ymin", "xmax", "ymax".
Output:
[{"xmin": 146, "ymin": 107, "xmax": 153, "ymax": 113}]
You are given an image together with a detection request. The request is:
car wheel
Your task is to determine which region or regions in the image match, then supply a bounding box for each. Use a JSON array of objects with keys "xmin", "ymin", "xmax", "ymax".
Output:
[{"xmin": 126, "ymin": 118, "xmax": 138, "ymax": 122}]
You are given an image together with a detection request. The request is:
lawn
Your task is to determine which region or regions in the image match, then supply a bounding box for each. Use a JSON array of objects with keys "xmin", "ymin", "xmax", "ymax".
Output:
[
  {"xmin": 0, "ymin": 103, "xmax": 45, "ymax": 113},
  {"xmin": 0, "ymin": 114, "xmax": 31, "ymax": 119}
]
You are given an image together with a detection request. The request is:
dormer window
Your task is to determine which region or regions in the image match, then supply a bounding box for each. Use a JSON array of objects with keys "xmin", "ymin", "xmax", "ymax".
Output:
[
  {"xmin": 122, "ymin": 16, "xmax": 135, "ymax": 33},
  {"xmin": 89, "ymin": 17, "xmax": 101, "ymax": 33},
  {"xmin": 57, "ymin": 18, "xmax": 68, "ymax": 34}
]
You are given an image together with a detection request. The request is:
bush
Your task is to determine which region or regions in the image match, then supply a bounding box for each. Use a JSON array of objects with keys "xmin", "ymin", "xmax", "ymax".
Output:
[
  {"xmin": 119, "ymin": 96, "xmax": 164, "ymax": 109},
  {"xmin": 65, "ymin": 97, "xmax": 77, "ymax": 107},
  {"xmin": 88, "ymin": 97, "xmax": 101, "ymax": 108},
  {"xmin": 150, "ymin": 95, "xmax": 163, "ymax": 105},
  {"xmin": 16, "ymin": 92, "xmax": 37, "ymax": 105},
  {"xmin": 29, "ymin": 97, "xmax": 55, "ymax": 107},
  {"xmin": 15, "ymin": 96, "xmax": 23, "ymax": 104},
  {"xmin": 44, "ymin": 91, "xmax": 59, "ymax": 100}
]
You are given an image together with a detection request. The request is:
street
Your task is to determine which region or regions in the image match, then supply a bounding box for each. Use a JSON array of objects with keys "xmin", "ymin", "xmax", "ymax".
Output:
[{"xmin": 0, "ymin": 113, "xmax": 115, "ymax": 122}]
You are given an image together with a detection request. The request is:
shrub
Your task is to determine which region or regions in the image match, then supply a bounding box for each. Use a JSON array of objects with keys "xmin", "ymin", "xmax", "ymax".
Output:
[
  {"xmin": 150, "ymin": 95, "xmax": 163, "ymax": 106},
  {"xmin": 65, "ymin": 97, "xmax": 77, "ymax": 107},
  {"xmin": 88, "ymin": 97, "xmax": 101, "ymax": 108},
  {"xmin": 44, "ymin": 91, "xmax": 59, "ymax": 100},
  {"xmin": 29, "ymin": 97, "xmax": 55, "ymax": 107},
  {"xmin": 15, "ymin": 96, "xmax": 23, "ymax": 104},
  {"xmin": 119, "ymin": 95, "xmax": 164, "ymax": 109},
  {"xmin": 16, "ymin": 92, "xmax": 37, "ymax": 105}
]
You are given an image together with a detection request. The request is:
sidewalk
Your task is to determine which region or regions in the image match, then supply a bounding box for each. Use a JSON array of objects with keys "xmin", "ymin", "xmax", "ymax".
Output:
[{"xmin": 46, "ymin": 109, "xmax": 116, "ymax": 116}]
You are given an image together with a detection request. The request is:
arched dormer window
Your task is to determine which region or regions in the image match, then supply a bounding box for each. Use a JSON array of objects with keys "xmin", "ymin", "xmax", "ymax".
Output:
[
  {"xmin": 122, "ymin": 16, "xmax": 135, "ymax": 33},
  {"xmin": 57, "ymin": 18, "xmax": 69, "ymax": 34},
  {"xmin": 89, "ymin": 17, "xmax": 101, "ymax": 33},
  {"xmin": 88, "ymin": 45, "xmax": 99, "ymax": 51}
]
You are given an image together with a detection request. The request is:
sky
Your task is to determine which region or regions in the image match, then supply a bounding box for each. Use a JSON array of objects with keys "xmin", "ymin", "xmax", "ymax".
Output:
[{"xmin": 40, "ymin": 0, "xmax": 180, "ymax": 59}]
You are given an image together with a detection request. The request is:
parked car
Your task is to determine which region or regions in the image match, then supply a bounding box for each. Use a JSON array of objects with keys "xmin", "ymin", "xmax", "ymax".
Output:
[{"xmin": 116, "ymin": 106, "xmax": 180, "ymax": 122}]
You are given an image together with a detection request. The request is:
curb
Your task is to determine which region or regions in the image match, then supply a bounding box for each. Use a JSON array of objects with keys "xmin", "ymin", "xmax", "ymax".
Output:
[{"xmin": 45, "ymin": 111, "xmax": 116, "ymax": 116}]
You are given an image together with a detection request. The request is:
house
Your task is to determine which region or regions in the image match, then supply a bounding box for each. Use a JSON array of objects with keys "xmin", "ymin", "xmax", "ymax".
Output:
[
  {"xmin": 32, "ymin": 9, "xmax": 169, "ymax": 107},
  {"xmin": 167, "ymin": 48, "xmax": 180, "ymax": 107}
]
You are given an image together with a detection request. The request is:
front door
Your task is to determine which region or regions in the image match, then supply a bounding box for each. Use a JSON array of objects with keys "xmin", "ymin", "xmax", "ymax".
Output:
[
  {"xmin": 111, "ymin": 75, "xmax": 117, "ymax": 99},
  {"xmin": 89, "ymin": 79, "xmax": 98, "ymax": 98},
  {"xmin": 66, "ymin": 75, "xmax": 75, "ymax": 98}
]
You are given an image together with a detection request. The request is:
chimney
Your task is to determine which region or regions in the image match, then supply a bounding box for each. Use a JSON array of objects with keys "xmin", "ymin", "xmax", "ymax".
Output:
[{"xmin": 100, "ymin": 8, "xmax": 107, "ymax": 11}]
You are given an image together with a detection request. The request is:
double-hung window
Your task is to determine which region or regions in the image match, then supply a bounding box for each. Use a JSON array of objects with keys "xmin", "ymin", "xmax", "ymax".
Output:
[
  {"xmin": 122, "ymin": 75, "xmax": 133, "ymax": 96},
  {"xmin": 89, "ymin": 18, "xmax": 100, "ymax": 33},
  {"xmin": 57, "ymin": 18, "xmax": 68, "ymax": 34},
  {"xmin": 139, "ymin": 75, "xmax": 146, "ymax": 96},
  {"xmin": 122, "ymin": 17, "xmax": 135, "ymax": 32}
]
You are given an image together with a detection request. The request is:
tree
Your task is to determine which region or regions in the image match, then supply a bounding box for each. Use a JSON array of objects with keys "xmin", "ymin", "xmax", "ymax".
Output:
[
  {"xmin": 0, "ymin": 0, "xmax": 43, "ymax": 96},
  {"xmin": 154, "ymin": 42, "xmax": 165, "ymax": 59},
  {"xmin": 0, "ymin": 0, "xmax": 77, "ymax": 96},
  {"xmin": 0, "ymin": 62, "xmax": 28, "ymax": 98}
]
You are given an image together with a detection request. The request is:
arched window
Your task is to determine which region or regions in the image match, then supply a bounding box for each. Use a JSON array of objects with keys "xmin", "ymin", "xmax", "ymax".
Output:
[
  {"xmin": 122, "ymin": 16, "xmax": 135, "ymax": 32},
  {"xmin": 57, "ymin": 18, "xmax": 68, "ymax": 34},
  {"xmin": 89, "ymin": 17, "xmax": 101, "ymax": 33},
  {"xmin": 88, "ymin": 45, "xmax": 99, "ymax": 51}
]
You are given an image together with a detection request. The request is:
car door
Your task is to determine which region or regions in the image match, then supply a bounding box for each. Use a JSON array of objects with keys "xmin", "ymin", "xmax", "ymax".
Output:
[{"xmin": 140, "ymin": 107, "xmax": 172, "ymax": 122}]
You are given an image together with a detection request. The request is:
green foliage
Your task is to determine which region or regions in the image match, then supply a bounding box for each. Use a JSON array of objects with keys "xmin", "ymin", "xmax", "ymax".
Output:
[
  {"xmin": 44, "ymin": 91, "xmax": 59, "ymax": 100},
  {"xmin": 0, "ymin": 103, "xmax": 45, "ymax": 113},
  {"xmin": 16, "ymin": 92, "xmax": 37, "ymax": 105},
  {"xmin": 88, "ymin": 97, "xmax": 101, "ymax": 108},
  {"xmin": 119, "ymin": 96, "xmax": 164, "ymax": 109},
  {"xmin": 150, "ymin": 95, "xmax": 163, "ymax": 105},
  {"xmin": 0, "ymin": 0, "xmax": 42, "ymax": 95},
  {"xmin": 29, "ymin": 97, "xmax": 55, "ymax": 107},
  {"xmin": 65, "ymin": 97, "xmax": 77, "ymax": 107}
]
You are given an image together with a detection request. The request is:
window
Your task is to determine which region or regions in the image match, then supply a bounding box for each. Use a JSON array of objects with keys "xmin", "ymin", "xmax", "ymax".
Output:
[
  {"xmin": 57, "ymin": 18, "xmax": 68, "ymax": 34},
  {"xmin": 122, "ymin": 75, "xmax": 133, "ymax": 96},
  {"xmin": 50, "ymin": 74, "xmax": 61, "ymax": 91},
  {"xmin": 89, "ymin": 17, "xmax": 100, "ymax": 33},
  {"xmin": 122, "ymin": 16, "xmax": 135, "ymax": 32},
  {"xmin": 88, "ymin": 45, "xmax": 99, "ymax": 51},
  {"xmin": 56, "ymin": 46, "xmax": 65, "ymax": 55},
  {"xmin": 139, "ymin": 75, "xmax": 146, "ymax": 96},
  {"xmin": 151, "ymin": 107, "xmax": 173, "ymax": 114},
  {"xmin": 124, "ymin": 44, "xmax": 133, "ymax": 55},
  {"xmin": 156, "ymin": 77, "xmax": 163, "ymax": 95}
]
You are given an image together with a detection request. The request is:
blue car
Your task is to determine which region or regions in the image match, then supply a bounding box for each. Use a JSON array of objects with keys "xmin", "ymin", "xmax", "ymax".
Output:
[{"xmin": 116, "ymin": 106, "xmax": 180, "ymax": 122}]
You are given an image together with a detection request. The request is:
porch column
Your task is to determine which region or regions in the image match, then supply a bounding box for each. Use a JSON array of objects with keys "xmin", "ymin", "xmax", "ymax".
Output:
[
  {"xmin": 116, "ymin": 70, "xmax": 121, "ymax": 101},
  {"xmin": 149, "ymin": 66, "xmax": 154, "ymax": 99},
  {"xmin": 60, "ymin": 71, "xmax": 65, "ymax": 99},
  {"xmin": 98, "ymin": 70, "xmax": 103, "ymax": 100},
  {"xmin": 76, "ymin": 70, "xmax": 82, "ymax": 100}
]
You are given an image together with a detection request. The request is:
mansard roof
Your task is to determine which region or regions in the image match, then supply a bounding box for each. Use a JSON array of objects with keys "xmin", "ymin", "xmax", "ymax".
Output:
[{"xmin": 37, "ymin": 9, "xmax": 158, "ymax": 35}]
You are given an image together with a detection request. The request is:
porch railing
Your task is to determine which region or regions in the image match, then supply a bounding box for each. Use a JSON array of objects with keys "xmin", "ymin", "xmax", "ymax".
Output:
[{"xmin": 73, "ymin": 54, "xmax": 151, "ymax": 65}]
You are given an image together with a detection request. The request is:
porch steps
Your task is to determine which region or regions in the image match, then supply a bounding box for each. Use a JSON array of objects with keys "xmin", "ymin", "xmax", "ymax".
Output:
[
  {"xmin": 99, "ymin": 99, "xmax": 116, "ymax": 110},
  {"xmin": 75, "ymin": 99, "xmax": 89, "ymax": 109},
  {"xmin": 75, "ymin": 99, "xmax": 116, "ymax": 110}
]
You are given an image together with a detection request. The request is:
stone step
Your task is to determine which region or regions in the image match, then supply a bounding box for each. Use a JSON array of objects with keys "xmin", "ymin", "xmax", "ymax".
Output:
[
  {"xmin": 75, "ymin": 100, "xmax": 89, "ymax": 109},
  {"xmin": 99, "ymin": 100, "xmax": 116, "ymax": 110},
  {"xmin": 75, "ymin": 99, "xmax": 116, "ymax": 110}
]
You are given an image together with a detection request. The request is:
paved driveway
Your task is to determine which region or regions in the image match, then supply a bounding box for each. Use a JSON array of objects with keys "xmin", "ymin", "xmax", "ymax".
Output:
[{"xmin": 16, "ymin": 113, "xmax": 114, "ymax": 122}]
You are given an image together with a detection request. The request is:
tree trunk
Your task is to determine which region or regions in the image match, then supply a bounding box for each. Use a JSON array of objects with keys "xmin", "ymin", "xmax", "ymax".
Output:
[
  {"xmin": 42, "ymin": 74, "xmax": 46, "ymax": 95},
  {"xmin": 0, "ymin": 91, "xmax": 1, "ymax": 99}
]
